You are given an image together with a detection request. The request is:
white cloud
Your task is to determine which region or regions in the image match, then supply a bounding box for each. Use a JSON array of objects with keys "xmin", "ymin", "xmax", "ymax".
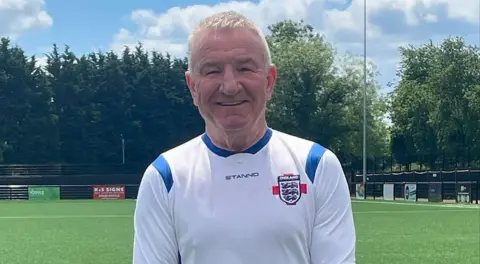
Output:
[
  {"xmin": 326, "ymin": 0, "xmax": 351, "ymax": 4},
  {"xmin": 35, "ymin": 56, "xmax": 48, "ymax": 68},
  {"xmin": 365, "ymin": 0, "xmax": 479, "ymax": 24},
  {"xmin": 110, "ymin": 0, "xmax": 480, "ymax": 89},
  {"xmin": 111, "ymin": 0, "xmax": 365, "ymax": 57},
  {"xmin": 423, "ymin": 13, "xmax": 438, "ymax": 23},
  {"xmin": 0, "ymin": 0, "xmax": 53, "ymax": 39}
]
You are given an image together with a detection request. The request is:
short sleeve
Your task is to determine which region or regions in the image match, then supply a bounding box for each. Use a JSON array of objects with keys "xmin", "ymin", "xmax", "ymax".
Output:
[
  {"xmin": 132, "ymin": 163, "xmax": 179, "ymax": 264},
  {"xmin": 309, "ymin": 148, "xmax": 356, "ymax": 264}
]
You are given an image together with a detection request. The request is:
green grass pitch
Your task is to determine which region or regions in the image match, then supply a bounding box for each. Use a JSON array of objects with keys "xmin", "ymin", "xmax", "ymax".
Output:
[{"xmin": 0, "ymin": 199, "xmax": 478, "ymax": 264}]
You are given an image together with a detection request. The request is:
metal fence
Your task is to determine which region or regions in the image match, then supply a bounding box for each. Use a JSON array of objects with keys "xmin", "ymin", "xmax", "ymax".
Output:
[
  {"xmin": 0, "ymin": 163, "xmax": 143, "ymax": 186},
  {"xmin": 350, "ymin": 169, "xmax": 480, "ymax": 204},
  {"xmin": 1, "ymin": 164, "xmax": 479, "ymax": 204}
]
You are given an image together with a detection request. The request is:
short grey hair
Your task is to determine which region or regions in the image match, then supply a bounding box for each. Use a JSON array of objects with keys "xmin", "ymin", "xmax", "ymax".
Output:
[{"xmin": 187, "ymin": 10, "xmax": 272, "ymax": 71}]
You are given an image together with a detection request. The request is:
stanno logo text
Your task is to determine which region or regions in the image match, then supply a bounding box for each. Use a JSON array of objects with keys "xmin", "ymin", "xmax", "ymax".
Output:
[{"xmin": 225, "ymin": 172, "xmax": 260, "ymax": 180}]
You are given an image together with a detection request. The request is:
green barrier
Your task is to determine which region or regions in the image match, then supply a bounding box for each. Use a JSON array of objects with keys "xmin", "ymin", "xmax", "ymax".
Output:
[{"xmin": 28, "ymin": 186, "xmax": 60, "ymax": 200}]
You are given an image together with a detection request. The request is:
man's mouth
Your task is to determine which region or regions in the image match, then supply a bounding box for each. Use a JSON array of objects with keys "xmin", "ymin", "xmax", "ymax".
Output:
[{"xmin": 217, "ymin": 100, "xmax": 248, "ymax": 106}]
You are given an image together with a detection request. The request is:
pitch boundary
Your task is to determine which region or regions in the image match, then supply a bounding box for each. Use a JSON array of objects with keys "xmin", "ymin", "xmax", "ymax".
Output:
[
  {"xmin": 354, "ymin": 209, "xmax": 476, "ymax": 214},
  {"xmin": 0, "ymin": 209, "xmax": 473, "ymax": 220},
  {"xmin": 352, "ymin": 199, "xmax": 480, "ymax": 209},
  {"xmin": 0, "ymin": 214, "xmax": 132, "ymax": 220}
]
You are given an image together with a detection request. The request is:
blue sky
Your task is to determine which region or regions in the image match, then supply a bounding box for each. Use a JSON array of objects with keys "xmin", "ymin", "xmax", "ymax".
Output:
[{"xmin": 2, "ymin": 0, "xmax": 479, "ymax": 93}]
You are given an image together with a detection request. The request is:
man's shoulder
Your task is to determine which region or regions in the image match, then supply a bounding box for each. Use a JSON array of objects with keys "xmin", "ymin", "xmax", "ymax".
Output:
[
  {"xmin": 148, "ymin": 135, "xmax": 204, "ymax": 173},
  {"xmin": 272, "ymin": 129, "xmax": 330, "ymax": 157},
  {"xmin": 143, "ymin": 135, "xmax": 205, "ymax": 193},
  {"xmin": 271, "ymin": 129, "xmax": 340, "ymax": 181}
]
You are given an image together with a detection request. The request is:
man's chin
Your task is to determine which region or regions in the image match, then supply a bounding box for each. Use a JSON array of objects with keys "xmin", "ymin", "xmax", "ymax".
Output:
[
  {"xmin": 219, "ymin": 118, "xmax": 250, "ymax": 132},
  {"xmin": 220, "ymin": 124, "xmax": 248, "ymax": 133}
]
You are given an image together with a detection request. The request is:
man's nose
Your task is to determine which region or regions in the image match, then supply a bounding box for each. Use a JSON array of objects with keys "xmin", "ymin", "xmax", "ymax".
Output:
[{"xmin": 219, "ymin": 65, "xmax": 241, "ymax": 96}]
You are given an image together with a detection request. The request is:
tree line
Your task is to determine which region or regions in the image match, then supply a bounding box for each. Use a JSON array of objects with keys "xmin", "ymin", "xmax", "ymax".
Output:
[{"xmin": 0, "ymin": 20, "xmax": 479, "ymax": 172}]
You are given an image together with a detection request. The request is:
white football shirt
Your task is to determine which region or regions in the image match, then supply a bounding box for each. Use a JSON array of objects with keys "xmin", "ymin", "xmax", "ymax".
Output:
[{"xmin": 133, "ymin": 128, "xmax": 356, "ymax": 264}]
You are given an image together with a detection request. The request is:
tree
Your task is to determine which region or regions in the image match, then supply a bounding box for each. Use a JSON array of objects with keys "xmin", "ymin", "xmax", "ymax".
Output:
[
  {"xmin": 3, "ymin": 30, "xmax": 477, "ymax": 173},
  {"xmin": 390, "ymin": 37, "xmax": 480, "ymax": 169},
  {"xmin": 0, "ymin": 37, "xmax": 203, "ymax": 165},
  {"xmin": 0, "ymin": 38, "xmax": 57, "ymax": 163},
  {"xmin": 265, "ymin": 20, "xmax": 389, "ymax": 171}
]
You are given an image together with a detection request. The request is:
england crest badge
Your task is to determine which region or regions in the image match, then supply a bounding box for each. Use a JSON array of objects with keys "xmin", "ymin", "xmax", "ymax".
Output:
[{"xmin": 272, "ymin": 173, "xmax": 307, "ymax": 205}]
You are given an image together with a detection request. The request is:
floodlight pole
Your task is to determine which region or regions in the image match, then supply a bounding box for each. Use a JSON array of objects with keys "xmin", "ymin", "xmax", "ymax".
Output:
[
  {"xmin": 121, "ymin": 134, "xmax": 125, "ymax": 165},
  {"xmin": 362, "ymin": 0, "xmax": 368, "ymax": 196}
]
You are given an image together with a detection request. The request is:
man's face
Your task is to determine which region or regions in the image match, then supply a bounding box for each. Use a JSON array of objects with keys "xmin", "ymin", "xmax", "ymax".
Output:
[{"xmin": 185, "ymin": 28, "xmax": 277, "ymax": 132}]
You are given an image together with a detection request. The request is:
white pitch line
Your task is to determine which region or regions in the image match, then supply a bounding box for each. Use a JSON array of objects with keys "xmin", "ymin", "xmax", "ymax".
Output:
[
  {"xmin": 0, "ymin": 210, "xmax": 475, "ymax": 220},
  {"xmin": 354, "ymin": 209, "xmax": 476, "ymax": 214},
  {"xmin": 0, "ymin": 214, "xmax": 132, "ymax": 220},
  {"xmin": 351, "ymin": 199, "xmax": 480, "ymax": 209}
]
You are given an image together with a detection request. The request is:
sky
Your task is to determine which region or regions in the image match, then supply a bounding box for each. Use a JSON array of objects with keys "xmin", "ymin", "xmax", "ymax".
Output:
[{"xmin": 1, "ymin": 0, "xmax": 479, "ymax": 94}]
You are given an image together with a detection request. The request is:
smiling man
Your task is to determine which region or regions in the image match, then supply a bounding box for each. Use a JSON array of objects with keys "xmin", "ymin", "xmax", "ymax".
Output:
[{"xmin": 132, "ymin": 10, "xmax": 356, "ymax": 264}]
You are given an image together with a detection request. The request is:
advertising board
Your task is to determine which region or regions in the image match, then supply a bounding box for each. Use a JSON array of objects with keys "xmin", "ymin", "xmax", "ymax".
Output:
[
  {"xmin": 93, "ymin": 185, "xmax": 125, "ymax": 200},
  {"xmin": 457, "ymin": 183, "xmax": 471, "ymax": 203},
  {"xmin": 28, "ymin": 186, "xmax": 60, "ymax": 200},
  {"xmin": 428, "ymin": 182, "xmax": 442, "ymax": 202},
  {"xmin": 404, "ymin": 183, "xmax": 417, "ymax": 201},
  {"xmin": 383, "ymin": 184, "xmax": 394, "ymax": 201},
  {"xmin": 356, "ymin": 183, "xmax": 365, "ymax": 199}
]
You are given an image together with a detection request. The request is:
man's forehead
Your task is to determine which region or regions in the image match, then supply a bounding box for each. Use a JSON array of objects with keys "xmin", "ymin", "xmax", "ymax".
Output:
[
  {"xmin": 199, "ymin": 56, "xmax": 257, "ymax": 66},
  {"xmin": 189, "ymin": 27, "xmax": 266, "ymax": 71}
]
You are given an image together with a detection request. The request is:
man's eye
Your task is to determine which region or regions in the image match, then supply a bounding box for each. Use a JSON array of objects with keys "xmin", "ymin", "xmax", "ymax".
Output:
[
  {"xmin": 206, "ymin": 70, "xmax": 220, "ymax": 75},
  {"xmin": 240, "ymin": 68, "xmax": 252, "ymax": 72}
]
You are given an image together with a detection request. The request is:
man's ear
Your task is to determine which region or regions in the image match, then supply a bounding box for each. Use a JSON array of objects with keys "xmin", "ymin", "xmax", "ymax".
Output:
[
  {"xmin": 185, "ymin": 70, "xmax": 198, "ymax": 106},
  {"xmin": 265, "ymin": 64, "xmax": 277, "ymax": 101}
]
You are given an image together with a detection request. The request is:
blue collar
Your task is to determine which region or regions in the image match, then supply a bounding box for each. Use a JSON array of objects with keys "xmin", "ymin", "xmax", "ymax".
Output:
[{"xmin": 201, "ymin": 128, "xmax": 273, "ymax": 157}]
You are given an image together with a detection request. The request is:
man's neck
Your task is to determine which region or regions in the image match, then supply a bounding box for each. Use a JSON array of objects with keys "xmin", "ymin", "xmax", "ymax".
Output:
[{"xmin": 206, "ymin": 122, "xmax": 268, "ymax": 152}]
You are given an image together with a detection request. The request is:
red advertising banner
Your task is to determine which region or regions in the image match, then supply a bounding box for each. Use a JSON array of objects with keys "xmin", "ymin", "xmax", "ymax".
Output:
[{"xmin": 93, "ymin": 185, "xmax": 125, "ymax": 200}]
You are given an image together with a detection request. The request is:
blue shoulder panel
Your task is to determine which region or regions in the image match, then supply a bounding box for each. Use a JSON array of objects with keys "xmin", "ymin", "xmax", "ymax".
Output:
[
  {"xmin": 305, "ymin": 143, "xmax": 326, "ymax": 184},
  {"xmin": 151, "ymin": 154, "xmax": 174, "ymax": 193}
]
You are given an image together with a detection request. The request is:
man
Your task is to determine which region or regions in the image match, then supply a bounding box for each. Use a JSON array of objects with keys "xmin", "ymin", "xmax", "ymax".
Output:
[{"xmin": 132, "ymin": 10, "xmax": 356, "ymax": 264}]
